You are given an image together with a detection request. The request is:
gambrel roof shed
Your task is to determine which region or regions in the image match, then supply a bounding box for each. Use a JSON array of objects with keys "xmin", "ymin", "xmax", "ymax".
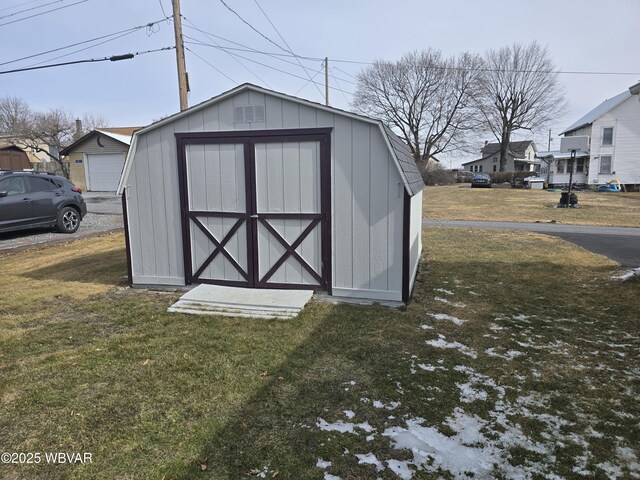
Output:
[{"xmin": 118, "ymin": 83, "xmax": 424, "ymax": 303}]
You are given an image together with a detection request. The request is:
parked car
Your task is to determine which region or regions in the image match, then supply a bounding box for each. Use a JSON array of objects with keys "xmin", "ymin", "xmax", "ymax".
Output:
[
  {"xmin": 0, "ymin": 171, "xmax": 87, "ymax": 234},
  {"xmin": 471, "ymin": 173, "xmax": 492, "ymax": 188}
]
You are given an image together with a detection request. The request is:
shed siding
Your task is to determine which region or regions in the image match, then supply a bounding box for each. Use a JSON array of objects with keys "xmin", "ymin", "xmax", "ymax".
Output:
[
  {"xmin": 125, "ymin": 94, "xmax": 406, "ymax": 299},
  {"xmin": 408, "ymin": 189, "xmax": 423, "ymax": 295}
]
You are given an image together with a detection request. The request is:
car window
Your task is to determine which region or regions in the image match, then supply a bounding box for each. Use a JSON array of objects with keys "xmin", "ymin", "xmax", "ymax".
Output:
[
  {"xmin": 28, "ymin": 176, "xmax": 58, "ymax": 192},
  {"xmin": 0, "ymin": 176, "xmax": 27, "ymax": 195}
]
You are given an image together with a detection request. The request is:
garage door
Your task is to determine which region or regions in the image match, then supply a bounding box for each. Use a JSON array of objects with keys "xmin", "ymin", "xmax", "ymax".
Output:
[{"xmin": 86, "ymin": 153, "xmax": 125, "ymax": 191}]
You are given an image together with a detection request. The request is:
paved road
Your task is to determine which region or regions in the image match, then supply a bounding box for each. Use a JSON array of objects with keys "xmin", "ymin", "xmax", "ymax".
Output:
[
  {"xmin": 423, "ymin": 219, "xmax": 640, "ymax": 267},
  {"xmin": 0, "ymin": 193, "xmax": 123, "ymax": 253}
]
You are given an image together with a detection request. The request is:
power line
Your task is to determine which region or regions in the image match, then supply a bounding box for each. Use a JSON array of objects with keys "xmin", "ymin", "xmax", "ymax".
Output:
[
  {"xmin": 329, "ymin": 66, "xmax": 353, "ymax": 104},
  {"xmin": 217, "ymin": 0, "xmax": 286, "ymax": 54},
  {"xmin": 0, "ymin": 0, "xmax": 51, "ymax": 13},
  {"xmin": 0, "ymin": 17, "xmax": 170, "ymax": 67},
  {"xmin": 0, "ymin": 46, "xmax": 174, "ymax": 75},
  {"xmin": 252, "ymin": 0, "xmax": 325, "ymax": 99},
  {"xmin": 0, "ymin": 0, "xmax": 89, "ymax": 27},
  {"xmin": 192, "ymin": 42, "xmax": 354, "ymax": 95},
  {"xmin": 157, "ymin": 0, "xmax": 168, "ymax": 18},
  {"xmin": 185, "ymin": 46, "xmax": 236, "ymax": 84},
  {"xmin": 0, "ymin": 0, "xmax": 67, "ymax": 21},
  {"xmin": 295, "ymin": 62, "xmax": 325, "ymax": 95},
  {"xmin": 182, "ymin": 17, "xmax": 272, "ymax": 88}
]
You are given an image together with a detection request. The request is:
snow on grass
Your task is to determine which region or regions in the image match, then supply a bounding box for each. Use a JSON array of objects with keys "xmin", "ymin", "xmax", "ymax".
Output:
[
  {"xmin": 382, "ymin": 411, "xmax": 499, "ymax": 478},
  {"xmin": 343, "ymin": 410, "xmax": 355, "ymax": 419},
  {"xmin": 316, "ymin": 418, "xmax": 373, "ymax": 434},
  {"xmin": 372, "ymin": 400, "xmax": 400, "ymax": 410},
  {"xmin": 355, "ymin": 453, "xmax": 384, "ymax": 471},
  {"xmin": 427, "ymin": 313, "xmax": 466, "ymax": 325},
  {"xmin": 484, "ymin": 347, "xmax": 524, "ymax": 360},
  {"xmin": 419, "ymin": 324, "xmax": 433, "ymax": 330},
  {"xmin": 434, "ymin": 288, "xmax": 454, "ymax": 295},
  {"xmin": 417, "ymin": 363, "xmax": 447, "ymax": 372},
  {"xmin": 316, "ymin": 459, "xmax": 332, "ymax": 469},
  {"xmin": 425, "ymin": 334, "xmax": 477, "ymax": 358},
  {"xmin": 434, "ymin": 297, "xmax": 467, "ymax": 308}
]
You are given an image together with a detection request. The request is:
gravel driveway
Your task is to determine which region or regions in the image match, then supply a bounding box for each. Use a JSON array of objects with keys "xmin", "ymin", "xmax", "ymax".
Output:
[{"xmin": 0, "ymin": 193, "xmax": 123, "ymax": 253}]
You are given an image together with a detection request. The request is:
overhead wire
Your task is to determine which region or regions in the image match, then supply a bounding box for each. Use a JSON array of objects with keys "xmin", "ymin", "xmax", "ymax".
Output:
[
  {"xmin": 182, "ymin": 16, "xmax": 273, "ymax": 88},
  {"xmin": 185, "ymin": 46, "xmax": 237, "ymax": 84},
  {"xmin": 0, "ymin": 0, "xmax": 69, "ymax": 21},
  {"xmin": 329, "ymin": 65, "xmax": 353, "ymax": 104},
  {"xmin": 0, "ymin": 46, "xmax": 175, "ymax": 75},
  {"xmin": 0, "ymin": 0, "xmax": 51, "ymax": 13},
  {"xmin": 294, "ymin": 62, "xmax": 325, "ymax": 95},
  {"xmin": 251, "ymin": 0, "xmax": 325, "ymax": 99},
  {"xmin": 0, "ymin": 0, "xmax": 89, "ymax": 27},
  {"xmin": 0, "ymin": 17, "xmax": 171, "ymax": 67}
]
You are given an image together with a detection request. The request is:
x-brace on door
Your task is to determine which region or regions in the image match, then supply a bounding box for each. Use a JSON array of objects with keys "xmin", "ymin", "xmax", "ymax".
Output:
[{"xmin": 177, "ymin": 128, "xmax": 332, "ymax": 293}]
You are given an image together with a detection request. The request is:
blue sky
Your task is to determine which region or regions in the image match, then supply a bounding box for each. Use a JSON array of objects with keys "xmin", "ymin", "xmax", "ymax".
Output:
[{"xmin": 1, "ymin": 0, "xmax": 638, "ymax": 166}]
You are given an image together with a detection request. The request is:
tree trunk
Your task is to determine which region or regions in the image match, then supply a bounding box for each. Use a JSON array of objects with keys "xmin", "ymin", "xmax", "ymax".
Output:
[{"xmin": 499, "ymin": 127, "xmax": 511, "ymax": 172}]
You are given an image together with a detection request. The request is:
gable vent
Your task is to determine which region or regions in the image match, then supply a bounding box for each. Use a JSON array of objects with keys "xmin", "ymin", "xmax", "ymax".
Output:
[{"xmin": 233, "ymin": 105, "xmax": 266, "ymax": 123}]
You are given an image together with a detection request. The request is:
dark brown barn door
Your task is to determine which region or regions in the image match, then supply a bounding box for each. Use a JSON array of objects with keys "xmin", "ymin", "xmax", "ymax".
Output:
[{"xmin": 178, "ymin": 129, "xmax": 331, "ymax": 292}]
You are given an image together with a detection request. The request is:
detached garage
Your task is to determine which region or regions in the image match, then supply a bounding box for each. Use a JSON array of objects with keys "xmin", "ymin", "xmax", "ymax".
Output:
[
  {"xmin": 117, "ymin": 84, "xmax": 424, "ymax": 303},
  {"xmin": 62, "ymin": 128, "xmax": 138, "ymax": 192}
]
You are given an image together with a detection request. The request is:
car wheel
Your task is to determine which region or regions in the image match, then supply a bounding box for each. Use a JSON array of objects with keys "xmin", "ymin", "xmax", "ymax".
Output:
[{"xmin": 56, "ymin": 206, "xmax": 81, "ymax": 233}]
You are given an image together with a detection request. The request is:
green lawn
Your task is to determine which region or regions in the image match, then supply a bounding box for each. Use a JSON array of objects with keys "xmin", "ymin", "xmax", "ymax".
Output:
[
  {"xmin": 0, "ymin": 232, "xmax": 638, "ymax": 479},
  {"xmin": 424, "ymin": 185, "xmax": 640, "ymax": 227}
]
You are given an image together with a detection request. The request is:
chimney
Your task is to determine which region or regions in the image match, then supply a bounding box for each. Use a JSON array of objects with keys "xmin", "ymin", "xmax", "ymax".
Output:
[
  {"xmin": 75, "ymin": 118, "xmax": 83, "ymax": 140},
  {"xmin": 484, "ymin": 140, "xmax": 488, "ymax": 146}
]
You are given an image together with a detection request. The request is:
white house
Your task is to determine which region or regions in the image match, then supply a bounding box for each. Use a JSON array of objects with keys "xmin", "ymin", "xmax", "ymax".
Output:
[
  {"xmin": 462, "ymin": 140, "xmax": 538, "ymax": 173},
  {"xmin": 544, "ymin": 81, "xmax": 640, "ymax": 188}
]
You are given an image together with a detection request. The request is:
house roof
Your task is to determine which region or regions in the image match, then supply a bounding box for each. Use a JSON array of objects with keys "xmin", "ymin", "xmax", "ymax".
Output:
[
  {"xmin": 560, "ymin": 90, "xmax": 631, "ymax": 135},
  {"xmin": 630, "ymin": 81, "xmax": 640, "ymax": 95},
  {"xmin": 481, "ymin": 140, "xmax": 535, "ymax": 158},
  {"xmin": 60, "ymin": 128, "xmax": 136, "ymax": 155},
  {"xmin": 118, "ymin": 83, "xmax": 425, "ymax": 196}
]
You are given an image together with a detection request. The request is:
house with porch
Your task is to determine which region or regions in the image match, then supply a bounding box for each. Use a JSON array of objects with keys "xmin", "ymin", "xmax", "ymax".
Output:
[
  {"xmin": 462, "ymin": 140, "xmax": 538, "ymax": 173},
  {"xmin": 538, "ymin": 81, "xmax": 640, "ymax": 189}
]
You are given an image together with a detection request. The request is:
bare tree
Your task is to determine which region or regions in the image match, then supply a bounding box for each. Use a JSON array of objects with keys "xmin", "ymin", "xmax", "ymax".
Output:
[
  {"xmin": 352, "ymin": 50, "xmax": 484, "ymax": 175},
  {"xmin": 478, "ymin": 42, "xmax": 566, "ymax": 171},
  {"xmin": 0, "ymin": 97, "xmax": 32, "ymax": 135},
  {"xmin": 81, "ymin": 112, "xmax": 109, "ymax": 135},
  {"xmin": 18, "ymin": 108, "xmax": 76, "ymax": 178}
]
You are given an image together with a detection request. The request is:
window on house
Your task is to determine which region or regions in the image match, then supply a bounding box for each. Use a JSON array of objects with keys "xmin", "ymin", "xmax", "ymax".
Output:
[
  {"xmin": 602, "ymin": 127, "xmax": 614, "ymax": 146},
  {"xmin": 479, "ymin": 165, "xmax": 483, "ymax": 172},
  {"xmin": 492, "ymin": 157, "xmax": 497, "ymax": 163},
  {"xmin": 557, "ymin": 160, "xmax": 565, "ymax": 174},
  {"xmin": 493, "ymin": 165, "xmax": 497, "ymax": 172},
  {"xmin": 600, "ymin": 155, "xmax": 612, "ymax": 174},
  {"xmin": 576, "ymin": 159, "xmax": 585, "ymax": 173}
]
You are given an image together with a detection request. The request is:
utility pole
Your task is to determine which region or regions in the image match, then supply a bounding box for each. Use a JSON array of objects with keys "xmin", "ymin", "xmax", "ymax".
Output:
[
  {"xmin": 324, "ymin": 57, "xmax": 329, "ymax": 106},
  {"xmin": 172, "ymin": 0, "xmax": 189, "ymax": 111}
]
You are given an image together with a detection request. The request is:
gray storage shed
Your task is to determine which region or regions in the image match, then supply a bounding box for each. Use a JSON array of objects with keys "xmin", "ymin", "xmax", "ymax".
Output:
[{"xmin": 117, "ymin": 84, "xmax": 424, "ymax": 303}]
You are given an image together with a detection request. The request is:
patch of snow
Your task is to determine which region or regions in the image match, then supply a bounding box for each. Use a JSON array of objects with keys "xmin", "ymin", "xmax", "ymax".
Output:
[
  {"xmin": 425, "ymin": 335, "xmax": 477, "ymax": 358},
  {"xmin": 343, "ymin": 410, "xmax": 355, "ymax": 419},
  {"xmin": 324, "ymin": 474, "xmax": 342, "ymax": 480},
  {"xmin": 434, "ymin": 297, "xmax": 467, "ymax": 308},
  {"xmin": 485, "ymin": 348, "xmax": 524, "ymax": 360},
  {"xmin": 596, "ymin": 462, "xmax": 624, "ymax": 479},
  {"xmin": 355, "ymin": 453, "xmax": 384, "ymax": 471},
  {"xmin": 428, "ymin": 313, "xmax": 466, "ymax": 325},
  {"xmin": 434, "ymin": 288, "xmax": 454, "ymax": 295},
  {"xmin": 365, "ymin": 434, "xmax": 375, "ymax": 441},
  {"xmin": 316, "ymin": 459, "xmax": 332, "ymax": 469},
  {"xmin": 419, "ymin": 324, "xmax": 433, "ymax": 330},
  {"xmin": 386, "ymin": 459, "xmax": 414, "ymax": 480},
  {"xmin": 316, "ymin": 418, "xmax": 373, "ymax": 434},
  {"xmin": 372, "ymin": 400, "xmax": 400, "ymax": 410},
  {"xmin": 417, "ymin": 363, "xmax": 447, "ymax": 372}
]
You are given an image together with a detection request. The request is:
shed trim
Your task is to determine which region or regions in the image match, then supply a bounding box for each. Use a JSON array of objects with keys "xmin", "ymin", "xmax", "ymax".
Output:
[{"xmin": 117, "ymin": 83, "xmax": 424, "ymax": 197}]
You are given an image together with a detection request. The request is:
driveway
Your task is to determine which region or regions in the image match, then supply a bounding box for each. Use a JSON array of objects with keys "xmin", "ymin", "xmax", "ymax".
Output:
[
  {"xmin": 0, "ymin": 192, "xmax": 123, "ymax": 253},
  {"xmin": 423, "ymin": 220, "xmax": 640, "ymax": 267}
]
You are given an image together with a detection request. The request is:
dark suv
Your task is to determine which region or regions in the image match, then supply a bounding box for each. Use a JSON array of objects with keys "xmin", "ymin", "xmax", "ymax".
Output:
[{"xmin": 0, "ymin": 171, "xmax": 87, "ymax": 234}]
